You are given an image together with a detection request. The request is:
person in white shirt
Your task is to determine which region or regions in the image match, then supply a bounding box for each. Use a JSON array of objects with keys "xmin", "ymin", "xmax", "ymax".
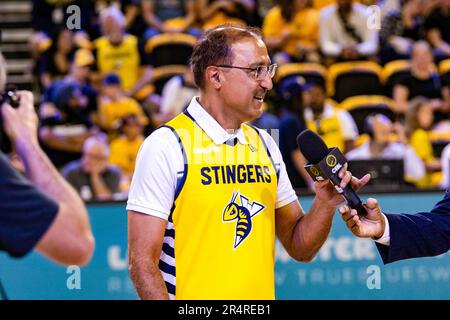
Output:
[
  {"xmin": 441, "ymin": 143, "xmax": 450, "ymax": 188},
  {"xmin": 346, "ymin": 113, "xmax": 425, "ymax": 183},
  {"xmin": 319, "ymin": 0, "xmax": 379, "ymax": 62},
  {"xmin": 160, "ymin": 69, "xmax": 199, "ymax": 118}
]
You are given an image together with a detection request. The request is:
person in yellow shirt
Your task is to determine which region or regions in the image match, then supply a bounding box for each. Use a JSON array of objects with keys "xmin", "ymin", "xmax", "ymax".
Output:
[
  {"xmin": 109, "ymin": 114, "xmax": 145, "ymax": 191},
  {"xmin": 263, "ymin": 0, "xmax": 320, "ymax": 63},
  {"xmin": 197, "ymin": 0, "xmax": 254, "ymax": 30},
  {"xmin": 303, "ymin": 82, "xmax": 359, "ymax": 153},
  {"xmin": 93, "ymin": 6, "xmax": 153, "ymax": 98},
  {"xmin": 98, "ymin": 73, "xmax": 149, "ymax": 132},
  {"xmin": 405, "ymin": 97, "xmax": 442, "ymax": 188}
]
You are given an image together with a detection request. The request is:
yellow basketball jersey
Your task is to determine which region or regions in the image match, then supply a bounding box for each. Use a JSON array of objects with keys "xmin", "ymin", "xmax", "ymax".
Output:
[
  {"xmin": 307, "ymin": 108, "xmax": 346, "ymax": 151},
  {"xmin": 161, "ymin": 110, "xmax": 278, "ymax": 299},
  {"xmin": 95, "ymin": 35, "xmax": 140, "ymax": 90}
]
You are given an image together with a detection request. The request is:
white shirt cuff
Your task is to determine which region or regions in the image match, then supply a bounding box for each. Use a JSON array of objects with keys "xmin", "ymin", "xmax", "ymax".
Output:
[
  {"xmin": 126, "ymin": 203, "xmax": 169, "ymax": 220},
  {"xmin": 374, "ymin": 213, "xmax": 390, "ymax": 246}
]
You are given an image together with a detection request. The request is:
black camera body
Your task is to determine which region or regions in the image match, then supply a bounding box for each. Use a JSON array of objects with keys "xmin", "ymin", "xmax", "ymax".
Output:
[{"xmin": 0, "ymin": 86, "xmax": 20, "ymax": 153}]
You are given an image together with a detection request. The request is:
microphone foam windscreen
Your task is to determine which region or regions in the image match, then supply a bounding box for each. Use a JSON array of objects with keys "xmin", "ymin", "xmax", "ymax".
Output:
[{"xmin": 297, "ymin": 129, "xmax": 329, "ymax": 163}]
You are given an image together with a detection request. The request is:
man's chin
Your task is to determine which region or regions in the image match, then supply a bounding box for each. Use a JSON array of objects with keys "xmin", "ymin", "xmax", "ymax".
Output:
[{"xmin": 247, "ymin": 108, "xmax": 263, "ymax": 123}]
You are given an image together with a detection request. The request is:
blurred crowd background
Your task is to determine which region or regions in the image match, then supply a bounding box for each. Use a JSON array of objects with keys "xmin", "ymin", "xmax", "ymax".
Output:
[{"xmin": 1, "ymin": 0, "xmax": 450, "ymax": 201}]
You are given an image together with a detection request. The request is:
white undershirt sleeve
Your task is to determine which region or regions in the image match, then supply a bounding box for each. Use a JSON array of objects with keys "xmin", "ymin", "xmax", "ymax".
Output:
[
  {"xmin": 374, "ymin": 213, "xmax": 390, "ymax": 246},
  {"xmin": 126, "ymin": 127, "xmax": 184, "ymax": 220}
]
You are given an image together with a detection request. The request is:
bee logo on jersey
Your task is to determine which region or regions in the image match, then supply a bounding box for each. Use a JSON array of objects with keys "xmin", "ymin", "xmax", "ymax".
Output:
[{"xmin": 222, "ymin": 191, "xmax": 265, "ymax": 249}]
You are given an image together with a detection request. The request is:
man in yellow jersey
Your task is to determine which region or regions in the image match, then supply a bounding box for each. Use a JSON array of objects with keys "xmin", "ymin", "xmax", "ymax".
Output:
[
  {"xmin": 93, "ymin": 7, "xmax": 153, "ymax": 98},
  {"xmin": 126, "ymin": 25, "xmax": 370, "ymax": 300},
  {"xmin": 304, "ymin": 82, "xmax": 358, "ymax": 154}
]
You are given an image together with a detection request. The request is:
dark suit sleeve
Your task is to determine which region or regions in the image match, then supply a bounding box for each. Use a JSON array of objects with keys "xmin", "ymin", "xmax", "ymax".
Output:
[{"xmin": 376, "ymin": 190, "xmax": 450, "ymax": 264}]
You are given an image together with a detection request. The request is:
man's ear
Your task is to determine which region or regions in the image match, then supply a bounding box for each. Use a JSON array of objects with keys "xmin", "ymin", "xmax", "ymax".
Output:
[{"xmin": 206, "ymin": 66, "xmax": 221, "ymax": 89}]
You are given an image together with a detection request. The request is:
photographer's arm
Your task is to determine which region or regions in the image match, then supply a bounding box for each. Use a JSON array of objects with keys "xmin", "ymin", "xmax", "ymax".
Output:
[{"xmin": 1, "ymin": 92, "xmax": 94, "ymax": 266}]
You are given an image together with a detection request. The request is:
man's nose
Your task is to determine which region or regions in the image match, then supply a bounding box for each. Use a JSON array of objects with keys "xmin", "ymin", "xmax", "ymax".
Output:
[{"xmin": 260, "ymin": 75, "xmax": 273, "ymax": 91}]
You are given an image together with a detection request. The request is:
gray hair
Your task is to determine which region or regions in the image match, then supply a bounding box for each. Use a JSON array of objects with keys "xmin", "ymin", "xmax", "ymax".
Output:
[
  {"xmin": 83, "ymin": 135, "xmax": 110, "ymax": 156},
  {"xmin": 99, "ymin": 6, "xmax": 126, "ymax": 28}
]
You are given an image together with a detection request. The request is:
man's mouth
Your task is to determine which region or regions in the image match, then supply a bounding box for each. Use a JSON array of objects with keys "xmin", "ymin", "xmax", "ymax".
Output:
[{"xmin": 253, "ymin": 95, "xmax": 264, "ymax": 102}]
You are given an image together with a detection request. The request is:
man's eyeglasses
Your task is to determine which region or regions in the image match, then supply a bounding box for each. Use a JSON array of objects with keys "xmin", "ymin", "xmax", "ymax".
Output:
[{"xmin": 216, "ymin": 64, "xmax": 278, "ymax": 80}]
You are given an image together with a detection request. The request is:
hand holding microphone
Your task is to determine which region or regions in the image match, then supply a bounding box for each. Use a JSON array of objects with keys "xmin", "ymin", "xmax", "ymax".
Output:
[{"xmin": 297, "ymin": 129, "xmax": 371, "ymax": 216}]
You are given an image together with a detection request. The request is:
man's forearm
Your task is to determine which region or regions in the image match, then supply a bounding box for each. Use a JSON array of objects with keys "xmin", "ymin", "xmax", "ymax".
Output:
[
  {"xmin": 17, "ymin": 139, "xmax": 86, "ymax": 214},
  {"xmin": 293, "ymin": 198, "xmax": 335, "ymax": 261},
  {"xmin": 129, "ymin": 262, "xmax": 169, "ymax": 300}
]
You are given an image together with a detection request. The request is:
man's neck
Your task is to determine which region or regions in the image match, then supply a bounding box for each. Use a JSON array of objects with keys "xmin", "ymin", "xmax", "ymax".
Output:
[{"xmin": 198, "ymin": 95, "xmax": 243, "ymax": 130}]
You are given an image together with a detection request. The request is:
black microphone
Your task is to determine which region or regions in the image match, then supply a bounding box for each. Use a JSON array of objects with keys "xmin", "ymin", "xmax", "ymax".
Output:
[{"xmin": 297, "ymin": 129, "xmax": 367, "ymax": 216}]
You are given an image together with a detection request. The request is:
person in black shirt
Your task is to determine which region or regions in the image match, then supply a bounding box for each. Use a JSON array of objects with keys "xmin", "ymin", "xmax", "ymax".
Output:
[
  {"xmin": 393, "ymin": 41, "xmax": 450, "ymax": 123},
  {"xmin": 425, "ymin": 0, "xmax": 450, "ymax": 62},
  {"xmin": 277, "ymin": 75, "xmax": 308, "ymax": 190},
  {"xmin": 379, "ymin": 0, "xmax": 425, "ymax": 64},
  {"xmin": 37, "ymin": 28, "xmax": 75, "ymax": 90}
]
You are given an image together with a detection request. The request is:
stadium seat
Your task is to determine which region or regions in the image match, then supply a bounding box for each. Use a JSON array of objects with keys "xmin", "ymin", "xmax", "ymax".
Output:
[
  {"xmin": 145, "ymin": 33, "xmax": 197, "ymax": 67},
  {"xmin": 274, "ymin": 63, "xmax": 327, "ymax": 89},
  {"xmin": 339, "ymin": 95, "xmax": 396, "ymax": 134},
  {"xmin": 381, "ymin": 60, "xmax": 411, "ymax": 97},
  {"xmin": 151, "ymin": 64, "xmax": 190, "ymax": 95},
  {"xmin": 327, "ymin": 61, "xmax": 383, "ymax": 102}
]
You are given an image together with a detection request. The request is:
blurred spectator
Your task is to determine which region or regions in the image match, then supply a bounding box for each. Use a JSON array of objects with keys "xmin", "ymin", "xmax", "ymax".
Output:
[
  {"xmin": 319, "ymin": 0, "xmax": 379, "ymax": 63},
  {"xmin": 197, "ymin": 0, "xmax": 256, "ymax": 30},
  {"xmin": 39, "ymin": 82, "xmax": 98, "ymax": 168},
  {"xmin": 106, "ymin": 0, "xmax": 146, "ymax": 36},
  {"xmin": 62, "ymin": 136, "xmax": 122, "ymax": 201},
  {"xmin": 346, "ymin": 113, "xmax": 425, "ymax": 184},
  {"xmin": 277, "ymin": 76, "xmax": 309, "ymax": 189},
  {"xmin": 257, "ymin": 0, "xmax": 276, "ymax": 17},
  {"xmin": 30, "ymin": 0, "xmax": 96, "ymax": 59},
  {"xmin": 93, "ymin": 6, "xmax": 153, "ymax": 98},
  {"xmin": 425, "ymin": 0, "xmax": 450, "ymax": 62},
  {"xmin": 32, "ymin": 0, "xmax": 96, "ymax": 36},
  {"xmin": 263, "ymin": 0, "xmax": 320, "ymax": 63},
  {"xmin": 68, "ymin": 49, "xmax": 98, "ymax": 111},
  {"xmin": 109, "ymin": 114, "xmax": 145, "ymax": 190},
  {"xmin": 46, "ymin": 49, "xmax": 99, "ymax": 120},
  {"xmin": 66, "ymin": 49, "xmax": 95, "ymax": 86},
  {"xmin": 246, "ymin": 0, "xmax": 264, "ymax": 26},
  {"xmin": 158, "ymin": 68, "xmax": 199, "ymax": 123},
  {"xmin": 315, "ymin": 0, "xmax": 402, "ymax": 15},
  {"xmin": 313, "ymin": 0, "xmax": 336, "ymax": 9},
  {"xmin": 393, "ymin": 41, "xmax": 450, "ymax": 121},
  {"xmin": 98, "ymin": 73, "xmax": 149, "ymax": 132},
  {"xmin": 405, "ymin": 97, "xmax": 442, "ymax": 188},
  {"xmin": 251, "ymin": 103, "xmax": 280, "ymax": 129},
  {"xmin": 303, "ymin": 82, "xmax": 358, "ymax": 153},
  {"xmin": 141, "ymin": 0, "xmax": 201, "ymax": 40},
  {"xmin": 441, "ymin": 143, "xmax": 450, "ymax": 188},
  {"xmin": 379, "ymin": 0, "xmax": 426, "ymax": 65},
  {"xmin": 377, "ymin": 0, "xmax": 401, "ymax": 18},
  {"xmin": 37, "ymin": 29, "xmax": 75, "ymax": 90}
]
